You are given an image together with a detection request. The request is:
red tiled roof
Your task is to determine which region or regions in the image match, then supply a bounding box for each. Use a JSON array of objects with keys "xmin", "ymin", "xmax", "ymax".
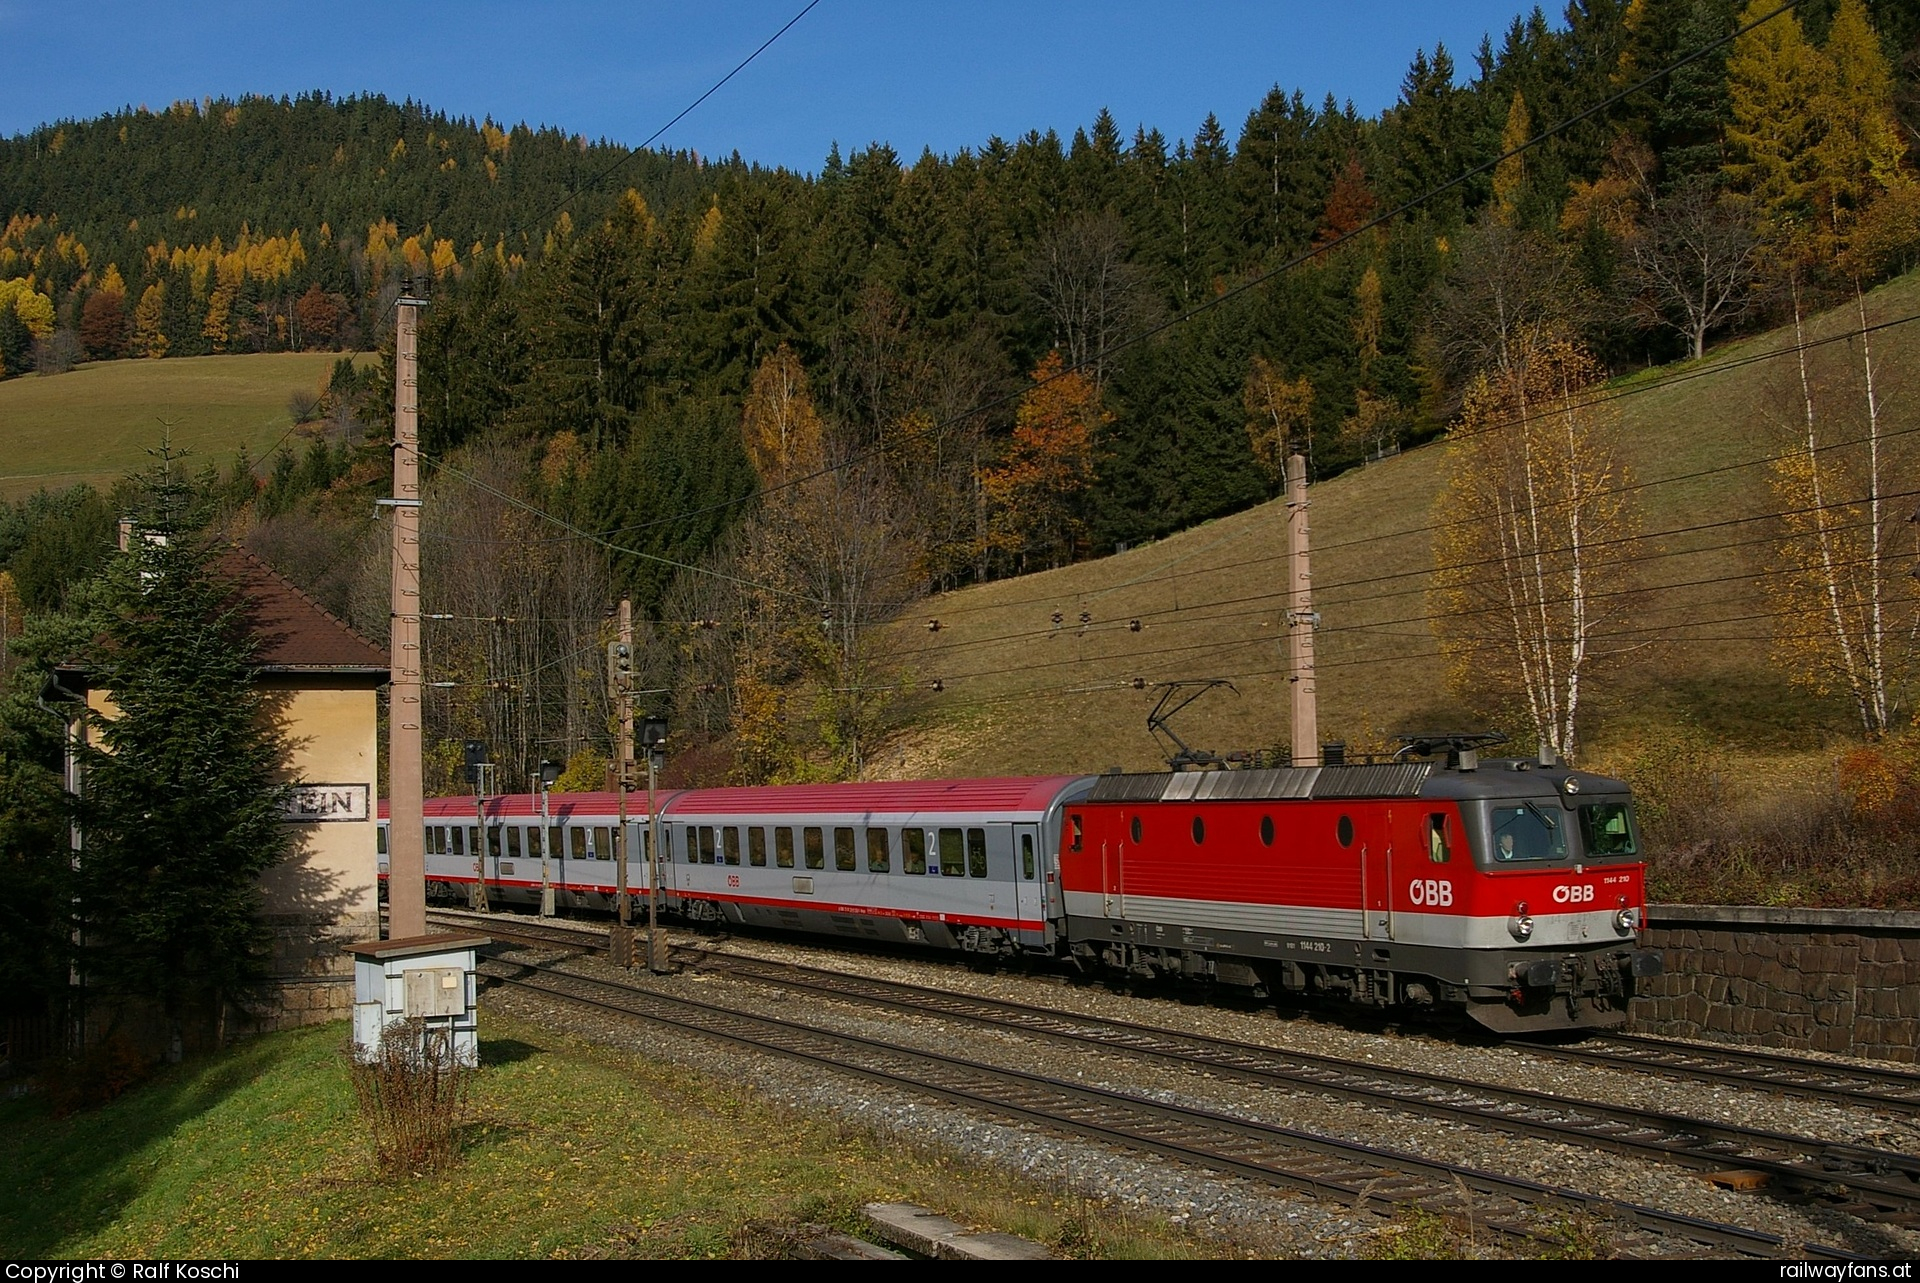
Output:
[{"xmin": 218, "ymin": 548, "xmax": 389, "ymax": 674}]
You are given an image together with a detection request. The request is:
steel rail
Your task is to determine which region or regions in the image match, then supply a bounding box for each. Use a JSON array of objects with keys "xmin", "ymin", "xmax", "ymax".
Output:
[
  {"xmin": 669, "ymin": 948, "xmax": 1920, "ymax": 1221},
  {"xmin": 479, "ymin": 954, "xmax": 1863, "ymax": 1260},
  {"xmin": 1522, "ymin": 1034, "xmax": 1920, "ymax": 1116}
]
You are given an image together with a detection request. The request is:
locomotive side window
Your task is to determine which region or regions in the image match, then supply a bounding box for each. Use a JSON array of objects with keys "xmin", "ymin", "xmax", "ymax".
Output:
[
  {"xmin": 967, "ymin": 828, "xmax": 988, "ymax": 878},
  {"xmin": 595, "ymin": 826, "xmax": 613, "ymax": 860},
  {"xmin": 903, "ymin": 829, "xmax": 928, "ymax": 874},
  {"xmin": 775, "ymin": 827, "xmax": 795, "ymax": 869},
  {"xmin": 1580, "ymin": 803, "xmax": 1637, "ymax": 856},
  {"xmin": 1260, "ymin": 816, "xmax": 1275, "ymax": 846},
  {"xmin": 1490, "ymin": 804, "xmax": 1567, "ymax": 862},
  {"xmin": 1022, "ymin": 834, "xmax": 1035, "ymax": 880},
  {"xmin": 723, "ymin": 827, "xmax": 741, "ymax": 866},
  {"xmin": 834, "ymin": 827, "xmax": 856, "ymax": 872},
  {"xmin": 698, "ymin": 825, "xmax": 717, "ymax": 865},
  {"xmin": 1191, "ymin": 816, "xmax": 1206, "ymax": 845},
  {"xmin": 1427, "ymin": 814, "xmax": 1450, "ymax": 864},
  {"xmin": 804, "ymin": 827, "xmax": 825, "ymax": 870},
  {"xmin": 938, "ymin": 828, "xmax": 965, "ymax": 876},
  {"xmin": 1069, "ymin": 815, "xmax": 1083, "ymax": 852},
  {"xmin": 867, "ymin": 828, "xmax": 891, "ymax": 873},
  {"xmin": 1336, "ymin": 815, "xmax": 1355, "ymax": 848},
  {"xmin": 1130, "ymin": 816, "xmax": 1143, "ymax": 844},
  {"xmin": 748, "ymin": 827, "xmax": 767, "ymax": 867}
]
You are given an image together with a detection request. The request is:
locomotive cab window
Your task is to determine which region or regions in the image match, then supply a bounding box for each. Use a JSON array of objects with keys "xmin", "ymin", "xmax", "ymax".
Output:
[
  {"xmin": 1427, "ymin": 814, "xmax": 1450, "ymax": 864},
  {"xmin": 803, "ymin": 827, "xmax": 824, "ymax": 871},
  {"xmin": 775, "ymin": 827, "xmax": 795, "ymax": 869},
  {"xmin": 903, "ymin": 828, "xmax": 927, "ymax": 875},
  {"xmin": 1580, "ymin": 803, "xmax": 1638, "ymax": 857},
  {"xmin": 867, "ymin": 828, "xmax": 891, "ymax": 873},
  {"xmin": 1489, "ymin": 804, "xmax": 1567, "ymax": 863}
]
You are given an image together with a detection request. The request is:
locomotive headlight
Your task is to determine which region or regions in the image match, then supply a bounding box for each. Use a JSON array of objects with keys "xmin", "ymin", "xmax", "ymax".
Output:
[
  {"xmin": 1614, "ymin": 906, "xmax": 1641, "ymax": 933},
  {"xmin": 1508, "ymin": 914, "xmax": 1534, "ymax": 941}
]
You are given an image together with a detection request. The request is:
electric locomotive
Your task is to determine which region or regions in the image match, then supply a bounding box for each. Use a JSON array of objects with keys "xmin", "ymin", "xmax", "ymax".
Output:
[{"xmin": 382, "ymin": 737, "xmax": 1660, "ymax": 1033}]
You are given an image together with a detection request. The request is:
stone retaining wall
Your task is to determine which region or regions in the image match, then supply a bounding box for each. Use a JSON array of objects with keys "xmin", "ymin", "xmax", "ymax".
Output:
[{"xmin": 1632, "ymin": 904, "xmax": 1920, "ymax": 1062}]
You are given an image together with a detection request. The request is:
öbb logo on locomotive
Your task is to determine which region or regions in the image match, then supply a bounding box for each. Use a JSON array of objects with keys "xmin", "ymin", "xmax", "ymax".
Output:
[{"xmin": 385, "ymin": 739, "xmax": 1662, "ymax": 1034}]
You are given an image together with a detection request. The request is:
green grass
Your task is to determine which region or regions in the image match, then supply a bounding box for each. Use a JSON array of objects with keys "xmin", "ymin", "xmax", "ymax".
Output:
[
  {"xmin": 0, "ymin": 353, "xmax": 357, "ymax": 501},
  {"xmin": 877, "ymin": 270, "xmax": 1920, "ymax": 779},
  {"xmin": 0, "ymin": 1013, "xmax": 1225, "ymax": 1260}
]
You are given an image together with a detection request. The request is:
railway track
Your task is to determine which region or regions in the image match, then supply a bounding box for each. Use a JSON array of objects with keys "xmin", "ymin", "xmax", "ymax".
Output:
[
  {"xmin": 430, "ymin": 910, "xmax": 1920, "ymax": 1233},
  {"xmin": 1521, "ymin": 1034, "xmax": 1920, "ymax": 1118},
  {"xmin": 481, "ymin": 952, "xmax": 1859, "ymax": 1260}
]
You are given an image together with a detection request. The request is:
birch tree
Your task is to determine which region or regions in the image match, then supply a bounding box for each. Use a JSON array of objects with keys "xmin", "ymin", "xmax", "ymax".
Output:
[
  {"xmin": 1431, "ymin": 338, "xmax": 1638, "ymax": 761},
  {"xmin": 1764, "ymin": 284, "xmax": 1917, "ymax": 735}
]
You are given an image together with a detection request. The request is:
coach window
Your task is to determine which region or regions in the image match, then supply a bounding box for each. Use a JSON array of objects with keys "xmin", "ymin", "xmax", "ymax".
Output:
[
  {"xmin": 1069, "ymin": 814, "xmax": 1083, "ymax": 852},
  {"xmin": 505, "ymin": 827, "xmax": 522, "ymax": 859},
  {"xmin": 1427, "ymin": 814, "xmax": 1450, "ymax": 864},
  {"xmin": 595, "ymin": 826, "xmax": 613, "ymax": 860},
  {"xmin": 967, "ymin": 828, "xmax": 988, "ymax": 878},
  {"xmin": 1130, "ymin": 816, "xmax": 1143, "ymax": 844},
  {"xmin": 1021, "ymin": 834, "xmax": 1035, "ymax": 880},
  {"xmin": 1260, "ymin": 816, "xmax": 1275, "ymax": 846},
  {"xmin": 1191, "ymin": 816, "xmax": 1206, "ymax": 845},
  {"xmin": 723, "ymin": 826, "xmax": 742, "ymax": 866},
  {"xmin": 776, "ymin": 827, "xmax": 796, "ymax": 869},
  {"xmin": 377, "ymin": 826, "xmax": 388, "ymax": 856},
  {"xmin": 698, "ymin": 825, "xmax": 717, "ymax": 865},
  {"xmin": 548, "ymin": 825, "xmax": 564, "ymax": 859},
  {"xmin": 834, "ymin": 827, "xmax": 856, "ymax": 872},
  {"xmin": 749, "ymin": 827, "xmax": 767, "ymax": 867},
  {"xmin": 867, "ymin": 828, "xmax": 891, "ymax": 873},
  {"xmin": 804, "ymin": 826, "xmax": 825, "ymax": 870},
  {"xmin": 1336, "ymin": 815, "xmax": 1355, "ymax": 848},
  {"xmin": 487, "ymin": 827, "xmax": 501, "ymax": 858},
  {"xmin": 424, "ymin": 827, "xmax": 440, "ymax": 855},
  {"xmin": 571, "ymin": 827, "xmax": 589, "ymax": 861},
  {"xmin": 450, "ymin": 826, "xmax": 465, "ymax": 857},
  {"xmin": 903, "ymin": 828, "xmax": 928, "ymax": 875},
  {"xmin": 938, "ymin": 828, "xmax": 965, "ymax": 876}
]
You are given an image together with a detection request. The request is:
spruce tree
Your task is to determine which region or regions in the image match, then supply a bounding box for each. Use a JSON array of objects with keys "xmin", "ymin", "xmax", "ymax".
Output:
[{"xmin": 71, "ymin": 461, "xmax": 294, "ymax": 1045}]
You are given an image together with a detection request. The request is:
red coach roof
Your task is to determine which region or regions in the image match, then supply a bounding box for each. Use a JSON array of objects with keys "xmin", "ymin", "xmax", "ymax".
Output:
[{"xmin": 398, "ymin": 777, "xmax": 1088, "ymax": 821}]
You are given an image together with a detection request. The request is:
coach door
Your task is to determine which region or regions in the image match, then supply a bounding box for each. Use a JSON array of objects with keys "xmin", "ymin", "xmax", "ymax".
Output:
[{"xmin": 1013, "ymin": 823, "xmax": 1043, "ymax": 930}]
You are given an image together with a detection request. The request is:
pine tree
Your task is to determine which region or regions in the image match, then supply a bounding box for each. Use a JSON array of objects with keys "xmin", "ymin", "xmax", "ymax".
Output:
[{"xmin": 71, "ymin": 461, "xmax": 295, "ymax": 1044}]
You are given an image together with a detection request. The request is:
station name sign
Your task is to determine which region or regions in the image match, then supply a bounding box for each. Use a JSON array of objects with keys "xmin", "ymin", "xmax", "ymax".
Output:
[{"xmin": 282, "ymin": 783, "xmax": 371, "ymax": 822}]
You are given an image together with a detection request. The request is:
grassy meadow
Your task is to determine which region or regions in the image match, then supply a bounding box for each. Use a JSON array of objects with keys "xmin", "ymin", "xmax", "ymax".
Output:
[
  {"xmin": 0, "ymin": 1012, "xmax": 1221, "ymax": 1260},
  {"xmin": 0, "ymin": 352, "xmax": 353, "ymax": 501},
  {"xmin": 873, "ymin": 270, "xmax": 1920, "ymax": 784}
]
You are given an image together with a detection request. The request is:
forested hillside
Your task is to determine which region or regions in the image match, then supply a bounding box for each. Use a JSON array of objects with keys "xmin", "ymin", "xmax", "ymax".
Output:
[{"xmin": 2, "ymin": 0, "xmax": 1918, "ymax": 796}]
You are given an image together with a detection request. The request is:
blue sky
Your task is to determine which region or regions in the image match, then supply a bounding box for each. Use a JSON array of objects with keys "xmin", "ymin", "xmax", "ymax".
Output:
[{"xmin": 2, "ymin": 2, "xmax": 1548, "ymax": 173}]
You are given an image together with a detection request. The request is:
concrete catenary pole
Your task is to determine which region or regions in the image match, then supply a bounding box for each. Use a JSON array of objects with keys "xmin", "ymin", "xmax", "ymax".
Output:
[
  {"xmin": 386, "ymin": 285, "xmax": 429, "ymax": 940},
  {"xmin": 1285, "ymin": 453, "xmax": 1319, "ymax": 767},
  {"xmin": 611, "ymin": 599, "xmax": 635, "ymax": 967}
]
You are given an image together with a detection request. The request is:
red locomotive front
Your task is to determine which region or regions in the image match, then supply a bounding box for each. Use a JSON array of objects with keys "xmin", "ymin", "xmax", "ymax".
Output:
[{"xmin": 1057, "ymin": 746, "xmax": 1660, "ymax": 1032}]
